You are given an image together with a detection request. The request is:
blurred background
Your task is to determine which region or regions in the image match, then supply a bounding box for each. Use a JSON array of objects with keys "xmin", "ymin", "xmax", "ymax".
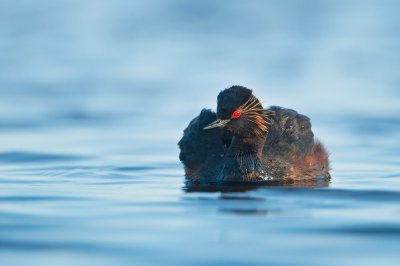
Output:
[
  {"xmin": 1, "ymin": 0, "xmax": 399, "ymax": 166},
  {"xmin": 0, "ymin": 1, "xmax": 399, "ymax": 266}
]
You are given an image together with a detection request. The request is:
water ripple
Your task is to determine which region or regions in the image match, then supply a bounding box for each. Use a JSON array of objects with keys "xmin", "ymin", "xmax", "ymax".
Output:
[
  {"xmin": 0, "ymin": 152, "xmax": 87, "ymax": 164},
  {"xmin": 0, "ymin": 195, "xmax": 91, "ymax": 202}
]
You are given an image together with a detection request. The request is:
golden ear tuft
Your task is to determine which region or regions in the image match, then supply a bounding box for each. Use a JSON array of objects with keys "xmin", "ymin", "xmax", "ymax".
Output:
[{"xmin": 238, "ymin": 95, "xmax": 274, "ymax": 136}]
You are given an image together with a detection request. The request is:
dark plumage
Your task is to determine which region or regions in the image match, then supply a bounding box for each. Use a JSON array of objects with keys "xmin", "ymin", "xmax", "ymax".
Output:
[{"xmin": 178, "ymin": 86, "xmax": 330, "ymax": 184}]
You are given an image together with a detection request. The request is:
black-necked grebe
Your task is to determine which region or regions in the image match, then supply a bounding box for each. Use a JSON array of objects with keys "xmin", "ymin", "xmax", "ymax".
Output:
[{"xmin": 178, "ymin": 86, "xmax": 330, "ymax": 184}]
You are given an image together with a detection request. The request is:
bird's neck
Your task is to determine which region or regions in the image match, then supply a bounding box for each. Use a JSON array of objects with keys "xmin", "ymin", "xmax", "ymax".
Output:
[
  {"xmin": 227, "ymin": 135, "xmax": 266, "ymax": 158},
  {"xmin": 219, "ymin": 134, "xmax": 267, "ymax": 182}
]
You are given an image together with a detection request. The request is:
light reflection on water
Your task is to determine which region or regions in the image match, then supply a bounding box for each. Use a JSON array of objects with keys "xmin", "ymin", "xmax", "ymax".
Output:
[{"xmin": 0, "ymin": 1, "xmax": 400, "ymax": 266}]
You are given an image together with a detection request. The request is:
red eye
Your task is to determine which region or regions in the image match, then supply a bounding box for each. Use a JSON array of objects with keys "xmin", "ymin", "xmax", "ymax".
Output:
[{"xmin": 232, "ymin": 110, "xmax": 241, "ymax": 119}]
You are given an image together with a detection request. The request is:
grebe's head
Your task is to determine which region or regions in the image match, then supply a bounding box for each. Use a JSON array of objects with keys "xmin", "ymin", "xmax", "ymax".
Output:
[{"xmin": 204, "ymin": 86, "xmax": 272, "ymax": 137}]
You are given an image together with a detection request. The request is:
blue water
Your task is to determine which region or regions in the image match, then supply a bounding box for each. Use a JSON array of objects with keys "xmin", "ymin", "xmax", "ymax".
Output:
[{"xmin": 1, "ymin": 1, "xmax": 400, "ymax": 265}]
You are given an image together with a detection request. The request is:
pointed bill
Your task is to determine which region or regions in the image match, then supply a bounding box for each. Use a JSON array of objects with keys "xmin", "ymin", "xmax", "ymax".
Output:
[{"xmin": 203, "ymin": 119, "xmax": 230, "ymax": 130}]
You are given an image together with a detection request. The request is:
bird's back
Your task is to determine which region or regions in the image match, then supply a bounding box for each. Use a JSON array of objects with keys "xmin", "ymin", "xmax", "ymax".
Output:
[
  {"xmin": 262, "ymin": 106, "xmax": 330, "ymax": 180},
  {"xmin": 178, "ymin": 109, "xmax": 229, "ymax": 183}
]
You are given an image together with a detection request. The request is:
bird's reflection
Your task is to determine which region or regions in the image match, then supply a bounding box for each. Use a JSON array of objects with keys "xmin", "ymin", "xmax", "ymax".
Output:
[
  {"xmin": 219, "ymin": 208, "xmax": 269, "ymax": 216},
  {"xmin": 184, "ymin": 177, "xmax": 330, "ymax": 193},
  {"xmin": 183, "ymin": 177, "xmax": 330, "ymax": 216}
]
